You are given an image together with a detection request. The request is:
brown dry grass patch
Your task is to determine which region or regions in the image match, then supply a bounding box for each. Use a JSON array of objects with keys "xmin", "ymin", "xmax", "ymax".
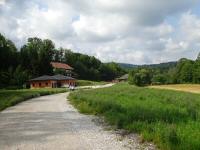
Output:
[{"xmin": 150, "ymin": 84, "xmax": 200, "ymax": 94}]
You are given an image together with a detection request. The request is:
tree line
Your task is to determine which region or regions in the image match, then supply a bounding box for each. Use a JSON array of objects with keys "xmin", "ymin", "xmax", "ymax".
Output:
[
  {"xmin": 0, "ymin": 33, "xmax": 125, "ymax": 89},
  {"xmin": 128, "ymin": 54, "xmax": 200, "ymax": 86}
]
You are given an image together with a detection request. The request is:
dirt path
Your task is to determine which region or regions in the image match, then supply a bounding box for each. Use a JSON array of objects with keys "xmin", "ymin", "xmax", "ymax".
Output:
[{"xmin": 0, "ymin": 85, "xmax": 155, "ymax": 150}]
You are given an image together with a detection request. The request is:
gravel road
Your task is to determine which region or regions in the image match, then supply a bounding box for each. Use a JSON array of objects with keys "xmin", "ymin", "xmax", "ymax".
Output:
[{"xmin": 0, "ymin": 86, "xmax": 156, "ymax": 150}]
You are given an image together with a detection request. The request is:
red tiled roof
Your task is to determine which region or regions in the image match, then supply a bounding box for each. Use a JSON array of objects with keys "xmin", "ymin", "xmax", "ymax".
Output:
[{"xmin": 50, "ymin": 62, "xmax": 73, "ymax": 70}]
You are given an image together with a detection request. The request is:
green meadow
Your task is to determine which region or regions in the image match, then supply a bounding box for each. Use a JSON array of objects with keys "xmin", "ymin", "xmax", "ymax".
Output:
[
  {"xmin": 0, "ymin": 88, "xmax": 67, "ymax": 111},
  {"xmin": 69, "ymin": 83, "xmax": 200, "ymax": 150},
  {"xmin": 76, "ymin": 80, "xmax": 107, "ymax": 86}
]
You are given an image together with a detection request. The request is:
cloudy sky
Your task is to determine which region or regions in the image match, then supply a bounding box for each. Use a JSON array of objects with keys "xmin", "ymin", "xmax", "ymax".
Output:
[{"xmin": 0, "ymin": 0, "xmax": 200, "ymax": 64}]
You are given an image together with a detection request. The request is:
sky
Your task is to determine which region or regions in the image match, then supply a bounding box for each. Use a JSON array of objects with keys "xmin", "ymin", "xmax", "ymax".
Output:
[{"xmin": 0, "ymin": 0, "xmax": 200, "ymax": 64}]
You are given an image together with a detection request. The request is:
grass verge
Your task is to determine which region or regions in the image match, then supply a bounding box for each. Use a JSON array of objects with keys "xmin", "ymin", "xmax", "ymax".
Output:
[
  {"xmin": 76, "ymin": 80, "xmax": 107, "ymax": 86},
  {"xmin": 69, "ymin": 83, "xmax": 200, "ymax": 150},
  {"xmin": 0, "ymin": 88, "xmax": 67, "ymax": 111}
]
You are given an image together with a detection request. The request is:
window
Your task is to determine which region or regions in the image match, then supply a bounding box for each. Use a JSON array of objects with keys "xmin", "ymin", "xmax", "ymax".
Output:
[
  {"xmin": 32, "ymin": 83, "xmax": 35, "ymax": 87},
  {"xmin": 39, "ymin": 83, "xmax": 41, "ymax": 87},
  {"xmin": 46, "ymin": 82, "xmax": 48, "ymax": 86}
]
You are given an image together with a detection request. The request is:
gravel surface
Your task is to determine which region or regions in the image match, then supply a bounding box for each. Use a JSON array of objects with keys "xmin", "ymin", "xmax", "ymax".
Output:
[
  {"xmin": 0, "ymin": 86, "xmax": 156, "ymax": 150},
  {"xmin": 76, "ymin": 83, "xmax": 115, "ymax": 89}
]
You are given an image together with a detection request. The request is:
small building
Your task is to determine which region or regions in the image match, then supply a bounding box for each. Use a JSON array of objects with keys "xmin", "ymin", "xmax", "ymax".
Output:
[
  {"xmin": 50, "ymin": 62, "xmax": 74, "ymax": 77},
  {"xmin": 30, "ymin": 74, "xmax": 76, "ymax": 88},
  {"xmin": 116, "ymin": 74, "xmax": 129, "ymax": 82}
]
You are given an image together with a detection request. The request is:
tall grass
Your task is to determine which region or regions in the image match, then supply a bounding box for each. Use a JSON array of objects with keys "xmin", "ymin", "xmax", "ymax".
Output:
[
  {"xmin": 76, "ymin": 80, "xmax": 106, "ymax": 86},
  {"xmin": 0, "ymin": 88, "xmax": 67, "ymax": 111},
  {"xmin": 69, "ymin": 83, "xmax": 200, "ymax": 150}
]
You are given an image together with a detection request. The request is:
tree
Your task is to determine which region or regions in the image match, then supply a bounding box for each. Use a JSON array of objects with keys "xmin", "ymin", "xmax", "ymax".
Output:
[
  {"xmin": 193, "ymin": 60, "xmax": 200, "ymax": 83},
  {"xmin": 20, "ymin": 37, "xmax": 54, "ymax": 77},
  {"xmin": 99, "ymin": 64, "xmax": 116, "ymax": 81},
  {"xmin": 151, "ymin": 74, "xmax": 167, "ymax": 85},
  {"xmin": 38, "ymin": 39, "xmax": 54, "ymax": 75},
  {"xmin": 63, "ymin": 50, "xmax": 125, "ymax": 81},
  {"xmin": 13, "ymin": 65, "xmax": 29, "ymax": 88},
  {"xmin": 128, "ymin": 68, "xmax": 151, "ymax": 86},
  {"xmin": 175, "ymin": 58, "xmax": 194, "ymax": 83},
  {"xmin": 53, "ymin": 47, "xmax": 65, "ymax": 62},
  {"xmin": 0, "ymin": 34, "xmax": 18, "ymax": 71},
  {"xmin": 197, "ymin": 52, "xmax": 200, "ymax": 61},
  {"xmin": 133, "ymin": 73, "xmax": 142, "ymax": 86},
  {"xmin": 166, "ymin": 67, "xmax": 177, "ymax": 84}
]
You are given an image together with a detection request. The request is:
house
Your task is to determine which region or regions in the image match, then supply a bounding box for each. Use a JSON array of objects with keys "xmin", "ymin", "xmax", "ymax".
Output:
[
  {"xmin": 50, "ymin": 62, "xmax": 74, "ymax": 77},
  {"xmin": 116, "ymin": 74, "xmax": 129, "ymax": 82},
  {"xmin": 29, "ymin": 74, "xmax": 76, "ymax": 88}
]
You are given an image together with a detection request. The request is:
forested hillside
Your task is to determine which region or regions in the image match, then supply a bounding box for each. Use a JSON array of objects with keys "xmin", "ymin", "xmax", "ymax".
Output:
[
  {"xmin": 129, "ymin": 56, "xmax": 200, "ymax": 86},
  {"xmin": 0, "ymin": 33, "xmax": 125, "ymax": 89},
  {"xmin": 119, "ymin": 61, "xmax": 177, "ymax": 70}
]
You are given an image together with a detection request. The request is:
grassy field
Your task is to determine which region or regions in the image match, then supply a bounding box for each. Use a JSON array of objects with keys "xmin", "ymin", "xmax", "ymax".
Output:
[
  {"xmin": 76, "ymin": 80, "xmax": 107, "ymax": 86},
  {"xmin": 150, "ymin": 84, "xmax": 200, "ymax": 94},
  {"xmin": 0, "ymin": 88, "xmax": 67, "ymax": 111},
  {"xmin": 69, "ymin": 83, "xmax": 200, "ymax": 150}
]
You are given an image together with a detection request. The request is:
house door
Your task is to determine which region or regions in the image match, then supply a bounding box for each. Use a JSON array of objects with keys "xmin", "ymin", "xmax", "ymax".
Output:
[
  {"xmin": 52, "ymin": 82, "xmax": 57, "ymax": 88},
  {"xmin": 57, "ymin": 82, "xmax": 61, "ymax": 87}
]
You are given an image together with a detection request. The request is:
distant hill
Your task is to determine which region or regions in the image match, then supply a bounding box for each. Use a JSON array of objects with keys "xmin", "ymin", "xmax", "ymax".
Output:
[
  {"xmin": 118, "ymin": 61, "xmax": 177, "ymax": 69},
  {"xmin": 118, "ymin": 63, "xmax": 139, "ymax": 69}
]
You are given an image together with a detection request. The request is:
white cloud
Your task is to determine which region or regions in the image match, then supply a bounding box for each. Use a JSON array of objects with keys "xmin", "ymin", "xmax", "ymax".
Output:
[
  {"xmin": 0, "ymin": 0, "xmax": 5, "ymax": 5},
  {"xmin": 0, "ymin": 0, "xmax": 200, "ymax": 64},
  {"xmin": 0, "ymin": 0, "xmax": 76, "ymax": 46},
  {"xmin": 72, "ymin": 13, "xmax": 130, "ymax": 42},
  {"xmin": 180, "ymin": 12, "xmax": 200, "ymax": 42}
]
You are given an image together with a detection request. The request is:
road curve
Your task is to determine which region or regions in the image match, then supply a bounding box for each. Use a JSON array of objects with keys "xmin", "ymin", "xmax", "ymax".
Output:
[{"xmin": 0, "ymin": 86, "xmax": 155, "ymax": 150}]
